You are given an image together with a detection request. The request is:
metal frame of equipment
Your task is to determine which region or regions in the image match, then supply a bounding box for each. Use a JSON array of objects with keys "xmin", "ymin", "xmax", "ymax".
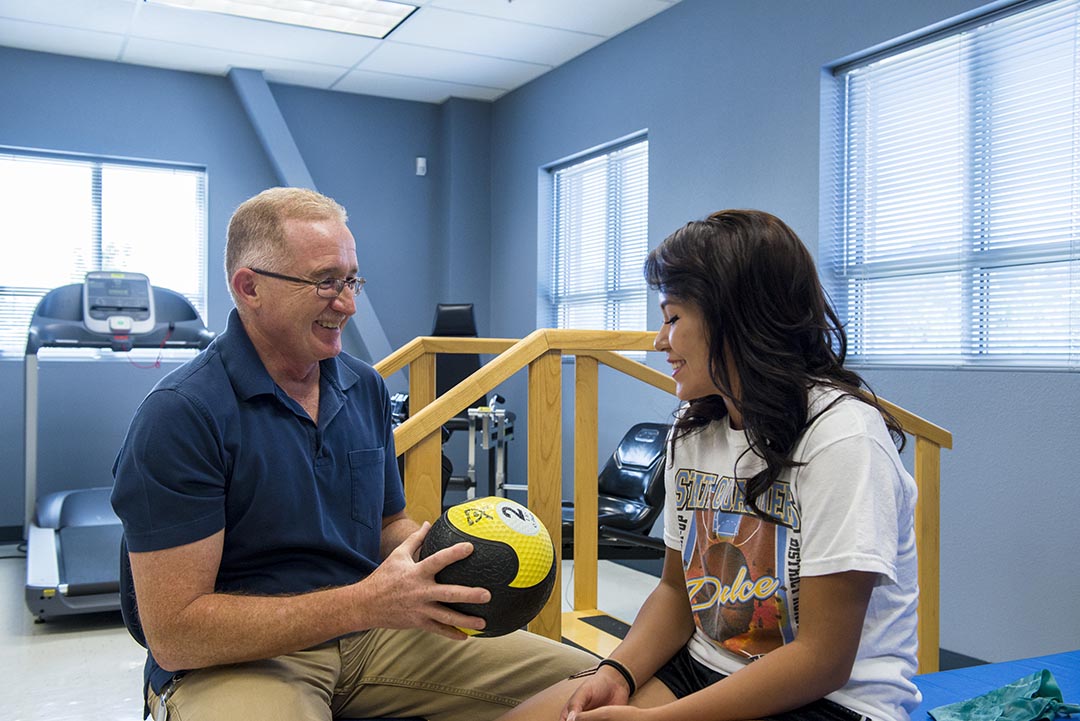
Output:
[{"xmin": 24, "ymin": 273, "xmax": 213, "ymax": 621}]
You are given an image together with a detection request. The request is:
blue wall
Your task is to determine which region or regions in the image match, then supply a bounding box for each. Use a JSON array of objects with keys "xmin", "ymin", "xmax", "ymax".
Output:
[
  {"xmin": 486, "ymin": 0, "xmax": 1080, "ymax": 664},
  {"xmin": 0, "ymin": 46, "xmax": 493, "ymax": 532},
  {"xmin": 3, "ymin": 0, "xmax": 1078, "ymax": 664}
]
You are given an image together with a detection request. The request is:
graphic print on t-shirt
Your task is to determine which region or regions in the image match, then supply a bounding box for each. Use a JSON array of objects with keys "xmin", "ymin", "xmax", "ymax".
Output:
[{"xmin": 674, "ymin": 467, "xmax": 801, "ymax": 660}]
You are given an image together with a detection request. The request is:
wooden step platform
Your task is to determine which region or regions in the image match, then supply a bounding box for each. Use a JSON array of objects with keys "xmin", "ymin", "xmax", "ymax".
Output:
[{"xmin": 560, "ymin": 609, "xmax": 629, "ymax": 657}]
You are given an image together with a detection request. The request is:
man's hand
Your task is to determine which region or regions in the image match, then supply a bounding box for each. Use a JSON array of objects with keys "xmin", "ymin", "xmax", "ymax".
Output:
[{"xmin": 359, "ymin": 522, "xmax": 490, "ymax": 639}]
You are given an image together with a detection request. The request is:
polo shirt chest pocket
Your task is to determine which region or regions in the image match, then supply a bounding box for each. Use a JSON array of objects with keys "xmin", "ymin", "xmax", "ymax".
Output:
[{"xmin": 348, "ymin": 448, "xmax": 385, "ymax": 529}]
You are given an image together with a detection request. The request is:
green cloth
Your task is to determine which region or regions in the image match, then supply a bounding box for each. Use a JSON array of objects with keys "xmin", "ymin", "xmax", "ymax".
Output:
[{"xmin": 930, "ymin": 670, "xmax": 1080, "ymax": 721}]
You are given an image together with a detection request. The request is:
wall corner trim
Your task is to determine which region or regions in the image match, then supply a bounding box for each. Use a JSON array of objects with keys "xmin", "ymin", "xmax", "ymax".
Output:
[{"xmin": 226, "ymin": 68, "xmax": 402, "ymax": 390}]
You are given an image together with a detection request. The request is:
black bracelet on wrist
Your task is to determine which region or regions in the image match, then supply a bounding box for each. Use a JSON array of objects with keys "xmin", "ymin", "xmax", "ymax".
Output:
[{"xmin": 597, "ymin": 658, "xmax": 637, "ymax": 696}]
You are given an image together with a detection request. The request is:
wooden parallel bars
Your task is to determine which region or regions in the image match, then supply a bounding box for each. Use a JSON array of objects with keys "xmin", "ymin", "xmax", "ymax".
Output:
[{"xmin": 375, "ymin": 330, "xmax": 952, "ymax": 673}]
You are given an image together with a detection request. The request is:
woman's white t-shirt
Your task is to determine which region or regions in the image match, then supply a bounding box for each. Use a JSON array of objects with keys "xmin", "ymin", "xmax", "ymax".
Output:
[{"xmin": 663, "ymin": 387, "xmax": 921, "ymax": 721}]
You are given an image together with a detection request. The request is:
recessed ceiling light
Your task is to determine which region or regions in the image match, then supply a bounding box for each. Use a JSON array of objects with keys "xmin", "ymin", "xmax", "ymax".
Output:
[{"xmin": 149, "ymin": 0, "xmax": 418, "ymax": 39}]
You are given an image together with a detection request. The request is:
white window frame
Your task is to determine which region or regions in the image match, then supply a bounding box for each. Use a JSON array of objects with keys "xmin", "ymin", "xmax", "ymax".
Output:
[
  {"xmin": 821, "ymin": 0, "xmax": 1080, "ymax": 370},
  {"xmin": 542, "ymin": 135, "xmax": 649, "ymax": 357},
  {"xmin": 0, "ymin": 148, "xmax": 208, "ymax": 360}
]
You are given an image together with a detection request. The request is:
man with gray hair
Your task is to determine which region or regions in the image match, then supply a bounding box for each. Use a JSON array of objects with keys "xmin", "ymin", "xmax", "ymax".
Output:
[{"xmin": 112, "ymin": 187, "xmax": 594, "ymax": 720}]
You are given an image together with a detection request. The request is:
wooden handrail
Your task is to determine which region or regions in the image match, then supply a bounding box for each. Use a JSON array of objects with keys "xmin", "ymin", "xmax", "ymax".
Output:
[
  {"xmin": 878, "ymin": 397, "xmax": 953, "ymax": 449},
  {"xmin": 584, "ymin": 349, "xmax": 675, "ymax": 394},
  {"xmin": 392, "ymin": 331, "xmax": 549, "ymax": 455},
  {"xmin": 373, "ymin": 336, "xmax": 425, "ymax": 379},
  {"xmin": 375, "ymin": 329, "xmax": 951, "ymax": 673}
]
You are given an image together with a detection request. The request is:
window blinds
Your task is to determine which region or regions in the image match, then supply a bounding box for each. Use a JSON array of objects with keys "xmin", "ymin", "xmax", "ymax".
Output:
[
  {"xmin": 0, "ymin": 151, "xmax": 207, "ymax": 358},
  {"xmin": 824, "ymin": 0, "xmax": 1080, "ymax": 368},
  {"xmin": 548, "ymin": 139, "xmax": 649, "ymax": 339}
]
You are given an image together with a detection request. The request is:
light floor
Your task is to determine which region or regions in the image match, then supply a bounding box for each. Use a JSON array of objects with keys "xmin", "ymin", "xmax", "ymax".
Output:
[{"xmin": 0, "ymin": 547, "xmax": 655, "ymax": 721}]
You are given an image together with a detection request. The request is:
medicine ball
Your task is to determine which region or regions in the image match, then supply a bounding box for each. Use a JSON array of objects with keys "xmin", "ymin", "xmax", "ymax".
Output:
[{"xmin": 420, "ymin": 496, "xmax": 556, "ymax": 637}]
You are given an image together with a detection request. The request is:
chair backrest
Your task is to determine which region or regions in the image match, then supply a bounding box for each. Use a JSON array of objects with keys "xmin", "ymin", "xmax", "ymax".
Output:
[
  {"xmin": 119, "ymin": 536, "xmax": 147, "ymax": 648},
  {"xmin": 119, "ymin": 536, "xmax": 154, "ymax": 720},
  {"xmin": 431, "ymin": 304, "xmax": 484, "ymax": 414},
  {"xmin": 596, "ymin": 423, "xmax": 669, "ymax": 532}
]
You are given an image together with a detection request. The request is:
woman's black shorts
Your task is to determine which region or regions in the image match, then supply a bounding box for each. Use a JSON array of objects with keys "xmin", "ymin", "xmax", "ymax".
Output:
[{"xmin": 653, "ymin": 645, "xmax": 870, "ymax": 721}]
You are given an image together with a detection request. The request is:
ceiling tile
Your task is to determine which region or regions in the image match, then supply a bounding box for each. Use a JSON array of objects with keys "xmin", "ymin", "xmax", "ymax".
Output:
[
  {"xmin": 0, "ymin": 18, "xmax": 125, "ymax": 62},
  {"xmin": 0, "ymin": 0, "xmax": 683, "ymax": 102},
  {"xmin": 428, "ymin": 0, "xmax": 676, "ymax": 37},
  {"xmin": 333, "ymin": 68, "xmax": 503, "ymax": 104},
  {"xmin": 0, "ymin": 0, "xmax": 136, "ymax": 34},
  {"xmin": 122, "ymin": 37, "xmax": 348, "ymax": 88},
  {"xmin": 263, "ymin": 65, "xmax": 353, "ymax": 92},
  {"xmin": 129, "ymin": 3, "xmax": 381, "ymax": 67},
  {"xmin": 389, "ymin": 6, "xmax": 603, "ymax": 66},
  {"xmin": 360, "ymin": 42, "xmax": 549, "ymax": 91}
]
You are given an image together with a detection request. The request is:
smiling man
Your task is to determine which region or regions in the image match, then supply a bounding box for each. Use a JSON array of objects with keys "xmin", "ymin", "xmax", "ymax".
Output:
[{"xmin": 111, "ymin": 187, "xmax": 594, "ymax": 721}]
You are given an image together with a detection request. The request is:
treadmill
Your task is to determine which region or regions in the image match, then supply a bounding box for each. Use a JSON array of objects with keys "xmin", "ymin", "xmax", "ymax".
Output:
[{"xmin": 24, "ymin": 271, "xmax": 213, "ymax": 621}]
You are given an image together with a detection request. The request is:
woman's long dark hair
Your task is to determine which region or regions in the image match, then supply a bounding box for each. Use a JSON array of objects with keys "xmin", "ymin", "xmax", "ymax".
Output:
[{"xmin": 644, "ymin": 210, "xmax": 904, "ymax": 519}]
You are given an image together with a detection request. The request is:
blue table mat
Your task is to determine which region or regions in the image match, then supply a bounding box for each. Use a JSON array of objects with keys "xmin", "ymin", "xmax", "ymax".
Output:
[{"xmin": 912, "ymin": 651, "xmax": 1080, "ymax": 720}]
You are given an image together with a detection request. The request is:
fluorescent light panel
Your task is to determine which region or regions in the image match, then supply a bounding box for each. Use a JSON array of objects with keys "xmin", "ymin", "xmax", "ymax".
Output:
[{"xmin": 151, "ymin": 0, "xmax": 417, "ymax": 39}]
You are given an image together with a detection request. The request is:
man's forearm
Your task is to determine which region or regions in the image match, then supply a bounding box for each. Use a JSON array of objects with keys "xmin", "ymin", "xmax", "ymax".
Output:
[{"xmin": 147, "ymin": 581, "xmax": 377, "ymax": 672}]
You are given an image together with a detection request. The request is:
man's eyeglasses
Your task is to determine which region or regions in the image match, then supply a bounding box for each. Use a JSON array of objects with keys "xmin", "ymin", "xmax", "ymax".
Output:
[{"xmin": 249, "ymin": 268, "xmax": 366, "ymax": 298}]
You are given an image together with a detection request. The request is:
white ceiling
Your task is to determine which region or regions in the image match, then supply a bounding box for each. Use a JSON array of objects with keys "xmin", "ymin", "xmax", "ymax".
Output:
[{"xmin": 0, "ymin": 0, "xmax": 682, "ymax": 104}]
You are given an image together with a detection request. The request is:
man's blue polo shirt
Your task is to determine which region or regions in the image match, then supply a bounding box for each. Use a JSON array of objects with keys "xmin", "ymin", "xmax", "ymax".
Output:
[{"xmin": 111, "ymin": 309, "xmax": 406, "ymax": 692}]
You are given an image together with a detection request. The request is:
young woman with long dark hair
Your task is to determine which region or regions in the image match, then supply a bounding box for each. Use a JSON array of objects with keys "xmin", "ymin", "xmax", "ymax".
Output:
[{"xmin": 500, "ymin": 210, "xmax": 918, "ymax": 721}]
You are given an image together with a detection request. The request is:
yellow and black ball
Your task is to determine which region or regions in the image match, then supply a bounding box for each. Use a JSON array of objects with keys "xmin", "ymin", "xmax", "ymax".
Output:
[{"xmin": 420, "ymin": 496, "xmax": 556, "ymax": 637}]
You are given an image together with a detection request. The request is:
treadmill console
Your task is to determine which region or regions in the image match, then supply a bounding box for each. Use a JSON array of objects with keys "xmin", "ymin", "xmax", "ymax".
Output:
[{"xmin": 82, "ymin": 271, "xmax": 156, "ymax": 336}]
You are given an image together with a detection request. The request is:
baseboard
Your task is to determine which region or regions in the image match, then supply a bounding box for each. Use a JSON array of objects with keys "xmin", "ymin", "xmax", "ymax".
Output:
[
  {"xmin": 0, "ymin": 525, "xmax": 22, "ymax": 543},
  {"xmin": 939, "ymin": 649, "xmax": 988, "ymax": 670},
  {"xmin": 610, "ymin": 557, "xmax": 663, "ymax": 577}
]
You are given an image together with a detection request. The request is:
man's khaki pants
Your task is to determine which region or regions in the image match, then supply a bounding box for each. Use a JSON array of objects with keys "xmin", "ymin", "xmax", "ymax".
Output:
[{"xmin": 148, "ymin": 627, "xmax": 596, "ymax": 721}]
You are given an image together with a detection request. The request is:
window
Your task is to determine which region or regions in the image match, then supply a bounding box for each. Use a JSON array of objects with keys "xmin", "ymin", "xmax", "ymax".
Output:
[
  {"xmin": 0, "ymin": 149, "xmax": 208, "ymax": 358},
  {"xmin": 545, "ymin": 137, "xmax": 649, "ymax": 354},
  {"xmin": 823, "ymin": 0, "xmax": 1080, "ymax": 368}
]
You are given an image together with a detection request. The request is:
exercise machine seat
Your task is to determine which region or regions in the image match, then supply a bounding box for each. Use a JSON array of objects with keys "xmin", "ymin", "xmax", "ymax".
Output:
[{"xmin": 562, "ymin": 422, "xmax": 670, "ymax": 559}]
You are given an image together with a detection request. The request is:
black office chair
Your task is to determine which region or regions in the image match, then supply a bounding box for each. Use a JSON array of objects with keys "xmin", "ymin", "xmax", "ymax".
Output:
[
  {"xmin": 119, "ymin": 536, "xmax": 151, "ymax": 719},
  {"xmin": 120, "ymin": 538, "xmax": 421, "ymax": 721},
  {"xmin": 430, "ymin": 304, "xmax": 514, "ymax": 497},
  {"xmin": 562, "ymin": 422, "xmax": 670, "ymax": 560},
  {"xmin": 431, "ymin": 303, "xmax": 486, "ymax": 434},
  {"xmin": 391, "ymin": 304, "xmax": 514, "ymax": 501}
]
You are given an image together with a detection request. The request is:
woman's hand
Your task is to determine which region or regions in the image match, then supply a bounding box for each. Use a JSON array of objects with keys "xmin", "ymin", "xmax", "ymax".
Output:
[{"xmin": 561, "ymin": 665, "xmax": 634, "ymax": 721}]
